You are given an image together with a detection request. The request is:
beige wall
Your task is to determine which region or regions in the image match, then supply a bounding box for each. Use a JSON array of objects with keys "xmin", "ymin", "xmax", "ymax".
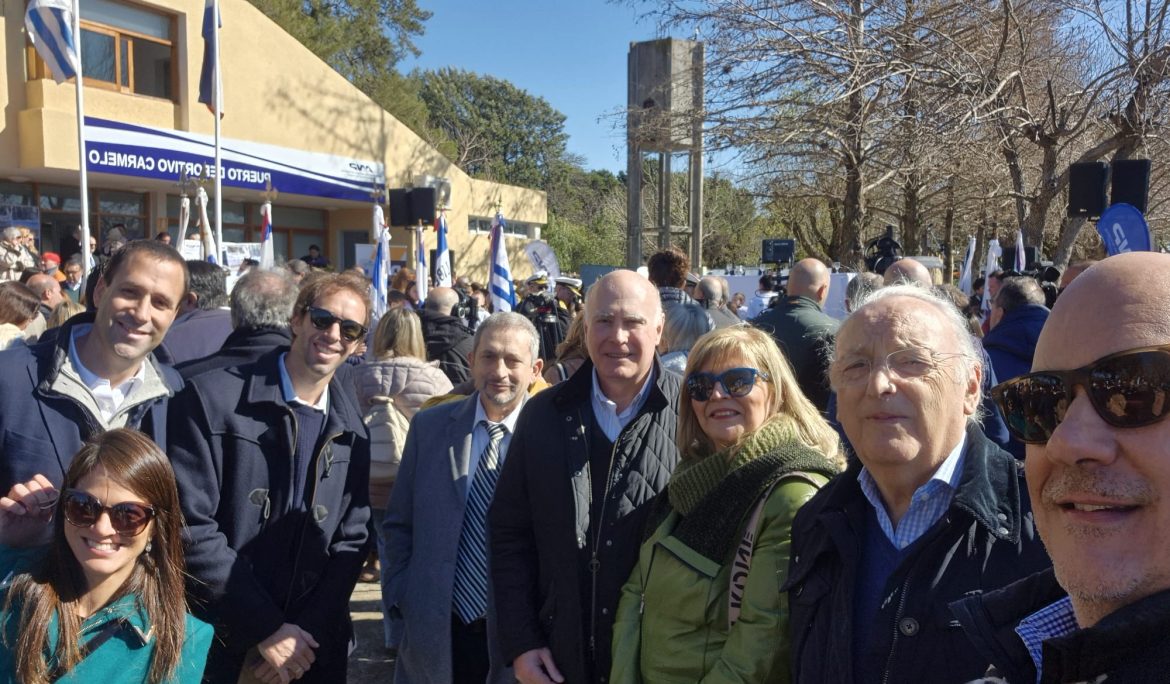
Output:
[{"xmin": 1, "ymin": 0, "xmax": 546, "ymax": 282}]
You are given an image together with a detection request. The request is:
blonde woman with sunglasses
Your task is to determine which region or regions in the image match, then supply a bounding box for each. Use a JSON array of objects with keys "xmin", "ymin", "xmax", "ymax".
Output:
[{"xmin": 611, "ymin": 326, "xmax": 842, "ymax": 683}]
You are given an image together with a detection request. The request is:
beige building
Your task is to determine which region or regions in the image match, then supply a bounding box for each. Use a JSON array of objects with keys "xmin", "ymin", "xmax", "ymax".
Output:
[{"xmin": 4, "ymin": 0, "xmax": 546, "ymax": 280}]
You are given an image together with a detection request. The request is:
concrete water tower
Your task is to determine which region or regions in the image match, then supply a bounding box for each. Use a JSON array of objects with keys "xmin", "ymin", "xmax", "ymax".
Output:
[{"xmin": 626, "ymin": 38, "xmax": 705, "ymax": 269}]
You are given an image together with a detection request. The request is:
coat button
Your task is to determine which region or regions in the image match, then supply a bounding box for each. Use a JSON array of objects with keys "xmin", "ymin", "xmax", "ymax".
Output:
[
  {"xmin": 601, "ymin": 608, "xmax": 609, "ymax": 615},
  {"xmin": 997, "ymin": 512, "xmax": 1008, "ymax": 521},
  {"xmin": 565, "ymin": 416, "xmax": 572, "ymax": 422},
  {"xmin": 898, "ymin": 617, "xmax": 919, "ymax": 636}
]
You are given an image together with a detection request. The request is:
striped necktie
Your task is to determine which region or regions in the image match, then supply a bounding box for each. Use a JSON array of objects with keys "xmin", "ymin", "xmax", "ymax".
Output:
[{"xmin": 453, "ymin": 421, "xmax": 507, "ymax": 624}]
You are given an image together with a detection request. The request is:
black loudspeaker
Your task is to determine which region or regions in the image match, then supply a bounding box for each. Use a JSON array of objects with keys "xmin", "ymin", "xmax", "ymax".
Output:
[
  {"xmin": 1067, "ymin": 162, "xmax": 1108, "ymax": 218},
  {"xmin": 1111, "ymin": 159, "xmax": 1151, "ymax": 214},
  {"xmin": 1000, "ymin": 245, "xmax": 1041, "ymax": 272},
  {"xmin": 388, "ymin": 189, "xmax": 411, "ymax": 227},
  {"xmin": 410, "ymin": 187, "xmax": 437, "ymax": 225},
  {"xmin": 761, "ymin": 238, "xmax": 795, "ymax": 264}
]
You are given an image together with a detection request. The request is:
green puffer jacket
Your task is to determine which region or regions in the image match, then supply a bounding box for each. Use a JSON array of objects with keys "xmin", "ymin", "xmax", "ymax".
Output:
[{"xmin": 611, "ymin": 422, "xmax": 839, "ymax": 684}]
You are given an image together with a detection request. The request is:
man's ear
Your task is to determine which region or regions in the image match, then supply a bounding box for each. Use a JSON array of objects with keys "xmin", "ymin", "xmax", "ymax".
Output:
[{"xmin": 182, "ymin": 292, "xmax": 199, "ymax": 312}]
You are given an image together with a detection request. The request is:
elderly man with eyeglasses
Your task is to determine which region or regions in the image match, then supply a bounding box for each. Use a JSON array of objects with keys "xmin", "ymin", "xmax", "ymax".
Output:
[
  {"xmin": 951, "ymin": 252, "xmax": 1170, "ymax": 683},
  {"xmin": 784, "ymin": 284, "xmax": 1051, "ymax": 684}
]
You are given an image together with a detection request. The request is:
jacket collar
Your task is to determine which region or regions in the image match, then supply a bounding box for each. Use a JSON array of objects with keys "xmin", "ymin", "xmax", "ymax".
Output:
[
  {"xmin": 781, "ymin": 295, "xmax": 824, "ymax": 312},
  {"xmin": 33, "ymin": 311, "xmax": 181, "ymax": 397},
  {"xmin": 553, "ymin": 356, "xmax": 672, "ymax": 417},
  {"xmin": 244, "ymin": 349, "xmax": 361, "ymax": 433},
  {"xmin": 814, "ymin": 423, "xmax": 1023, "ymax": 544}
]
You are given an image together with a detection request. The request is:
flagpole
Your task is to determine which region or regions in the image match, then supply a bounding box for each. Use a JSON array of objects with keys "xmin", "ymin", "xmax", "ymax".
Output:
[
  {"xmin": 212, "ymin": 0, "xmax": 223, "ymax": 266},
  {"xmin": 71, "ymin": 0, "xmax": 91, "ymax": 290}
]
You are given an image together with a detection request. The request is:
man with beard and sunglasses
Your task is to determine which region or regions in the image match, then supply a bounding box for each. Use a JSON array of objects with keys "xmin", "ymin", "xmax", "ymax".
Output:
[
  {"xmin": 953, "ymin": 252, "xmax": 1170, "ymax": 683},
  {"xmin": 168, "ymin": 273, "xmax": 373, "ymax": 684}
]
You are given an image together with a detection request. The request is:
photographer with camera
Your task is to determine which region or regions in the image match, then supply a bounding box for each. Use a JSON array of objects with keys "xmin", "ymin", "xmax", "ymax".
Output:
[{"xmin": 516, "ymin": 272, "xmax": 569, "ymax": 364}]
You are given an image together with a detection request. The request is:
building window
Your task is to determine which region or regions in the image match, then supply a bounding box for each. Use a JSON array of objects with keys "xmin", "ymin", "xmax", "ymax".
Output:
[
  {"xmin": 28, "ymin": 0, "xmax": 175, "ymax": 100},
  {"xmin": 164, "ymin": 197, "xmax": 326, "ymax": 265},
  {"xmin": 469, "ymin": 216, "xmax": 535, "ymax": 238}
]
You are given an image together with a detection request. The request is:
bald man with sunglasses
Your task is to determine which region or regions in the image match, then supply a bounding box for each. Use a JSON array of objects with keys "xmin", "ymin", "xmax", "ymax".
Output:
[
  {"xmin": 953, "ymin": 252, "xmax": 1170, "ymax": 683},
  {"xmin": 168, "ymin": 273, "xmax": 373, "ymax": 684}
]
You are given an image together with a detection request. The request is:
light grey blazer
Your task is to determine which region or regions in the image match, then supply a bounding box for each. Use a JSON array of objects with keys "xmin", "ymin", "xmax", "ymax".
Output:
[{"xmin": 382, "ymin": 392, "xmax": 514, "ymax": 684}]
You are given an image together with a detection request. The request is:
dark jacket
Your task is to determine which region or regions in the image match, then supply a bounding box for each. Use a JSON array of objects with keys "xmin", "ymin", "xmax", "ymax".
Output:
[
  {"xmin": 784, "ymin": 424, "xmax": 1052, "ymax": 684},
  {"xmin": 167, "ymin": 349, "xmax": 371, "ymax": 683},
  {"xmin": 752, "ymin": 297, "xmax": 838, "ymax": 411},
  {"xmin": 490, "ymin": 359, "xmax": 681, "ymax": 684},
  {"xmin": 952, "ymin": 569, "xmax": 1170, "ymax": 684},
  {"xmin": 156, "ymin": 307, "xmax": 234, "ymax": 366},
  {"xmin": 701, "ymin": 302, "xmax": 742, "ymax": 330},
  {"xmin": 0, "ymin": 311, "xmax": 181, "ymax": 492},
  {"xmin": 175, "ymin": 325, "xmax": 292, "ymax": 379},
  {"xmin": 982, "ymin": 304, "xmax": 1049, "ymax": 384},
  {"xmin": 419, "ymin": 309, "xmax": 474, "ymax": 386}
]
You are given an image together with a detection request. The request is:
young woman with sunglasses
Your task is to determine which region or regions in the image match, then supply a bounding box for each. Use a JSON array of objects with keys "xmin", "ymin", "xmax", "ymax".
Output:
[
  {"xmin": 611, "ymin": 326, "xmax": 843, "ymax": 683},
  {"xmin": 0, "ymin": 429, "xmax": 212, "ymax": 684}
]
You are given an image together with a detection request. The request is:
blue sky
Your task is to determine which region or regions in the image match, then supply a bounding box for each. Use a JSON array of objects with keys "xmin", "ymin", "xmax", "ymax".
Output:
[{"xmin": 401, "ymin": 1, "xmax": 664, "ymax": 173}]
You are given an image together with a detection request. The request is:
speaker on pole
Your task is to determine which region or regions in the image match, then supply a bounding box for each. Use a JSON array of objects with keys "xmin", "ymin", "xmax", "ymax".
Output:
[
  {"xmin": 1111, "ymin": 159, "xmax": 1151, "ymax": 214},
  {"xmin": 1067, "ymin": 162, "xmax": 1108, "ymax": 218},
  {"xmin": 410, "ymin": 187, "xmax": 438, "ymax": 225},
  {"xmin": 388, "ymin": 189, "xmax": 411, "ymax": 227}
]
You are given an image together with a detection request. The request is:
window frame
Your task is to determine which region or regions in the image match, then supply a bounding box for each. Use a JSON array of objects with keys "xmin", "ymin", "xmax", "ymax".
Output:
[{"xmin": 26, "ymin": 6, "xmax": 178, "ymax": 102}]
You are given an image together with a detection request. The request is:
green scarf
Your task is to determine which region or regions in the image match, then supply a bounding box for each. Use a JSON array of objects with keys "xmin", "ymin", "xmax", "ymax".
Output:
[{"xmin": 668, "ymin": 420, "xmax": 797, "ymax": 516}]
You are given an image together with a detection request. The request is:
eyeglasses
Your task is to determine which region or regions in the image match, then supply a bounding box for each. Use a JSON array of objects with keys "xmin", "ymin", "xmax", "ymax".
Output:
[
  {"xmin": 991, "ymin": 344, "xmax": 1170, "ymax": 444},
  {"xmin": 686, "ymin": 368, "xmax": 770, "ymax": 401},
  {"xmin": 834, "ymin": 347, "xmax": 963, "ymax": 386},
  {"xmin": 306, "ymin": 306, "xmax": 367, "ymax": 343},
  {"xmin": 62, "ymin": 490, "xmax": 156, "ymax": 537}
]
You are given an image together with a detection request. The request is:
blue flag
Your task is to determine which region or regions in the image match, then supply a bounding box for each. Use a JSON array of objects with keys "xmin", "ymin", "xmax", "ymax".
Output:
[
  {"xmin": 434, "ymin": 212, "xmax": 452, "ymax": 287},
  {"xmin": 25, "ymin": 0, "xmax": 80, "ymax": 83},
  {"xmin": 198, "ymin": 0, "xmax": 222, "ymax": 115},
  {"xmin": 489, "ymin": 212, "xmax": 515, "ymax": 312}
]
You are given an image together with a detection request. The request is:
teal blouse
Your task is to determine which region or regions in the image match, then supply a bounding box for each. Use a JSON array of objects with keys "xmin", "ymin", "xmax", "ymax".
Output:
[{"xmin": 0, "ymin": 545, "xmax": 213, "ymax": 683}]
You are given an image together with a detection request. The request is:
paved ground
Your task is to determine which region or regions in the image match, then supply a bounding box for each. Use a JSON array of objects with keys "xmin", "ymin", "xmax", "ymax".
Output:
[{"xmin": 349, "ymin": 577, "xmax": 396, "ymax": 683}]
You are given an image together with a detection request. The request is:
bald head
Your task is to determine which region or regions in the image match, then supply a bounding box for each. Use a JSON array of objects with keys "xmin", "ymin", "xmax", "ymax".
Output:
[
  {"xmin": 696, "ymin": 276, "xmax": 725, "ymax": 305},
  {"xmin": 425, "ymin": 287, "xmax": 460, "ymax": 316},
  {"xmin": 883, "ymin": 258, "xmax": 933, "ymax": 287},
  {"xmin": 585, "ymin": 270, "xmax": 662, "ymax": 321},
  {"xmin": 26, "ymin": 273, "xmax": 62, "ymax": 308},
  {"xmin": 1058, "ymin": 260, "xmax": 1098, "ymax": 291},
  {"xmin": 787, "ymin": 258, "xmax": 831, "ymax": 304},
  {"xmin": 1036, "ymin": 253, "xmax": 1170, "ymax": 370}
]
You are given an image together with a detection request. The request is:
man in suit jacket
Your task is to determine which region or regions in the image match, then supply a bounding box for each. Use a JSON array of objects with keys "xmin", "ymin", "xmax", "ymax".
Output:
[{"xmin": 383, "ymin": 311, "xmax": 544, "ymax": 684}]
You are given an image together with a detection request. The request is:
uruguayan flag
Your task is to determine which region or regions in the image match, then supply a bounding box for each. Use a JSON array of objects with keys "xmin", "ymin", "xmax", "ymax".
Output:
[
  {"xmin": 415, "ymin": 226, "xmax": 428, "ymax": 304},
  {"xmin": 25, "ymin": 0, "xmax": 80, "ymax": 84},
  {"xmin": 198, "ymin": 0, "xmax": 222, "ymax": 115},
  {"xmin": 489, "ymin": 212, "xmax": 515, "ymax": 313},
  {"xmin": 434, "ymin": 212, "xmax": 452, "ymax": 287},
  {"xmin": 371, "ymin": 205, "xmax": 390, "ymax": 319},
  {"xmin": 259, "ymin": 202, "xmax": 274, "ymax": 269}
]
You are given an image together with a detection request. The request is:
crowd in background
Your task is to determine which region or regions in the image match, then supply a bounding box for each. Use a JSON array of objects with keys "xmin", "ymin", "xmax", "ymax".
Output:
[{"xmin": 0, "ymin": 229, "xmax": 1165, "ymax": 684}]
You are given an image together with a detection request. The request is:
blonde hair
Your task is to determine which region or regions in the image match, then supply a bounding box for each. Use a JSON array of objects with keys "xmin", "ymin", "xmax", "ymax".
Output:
[
  {"xmin": 46, "ymin": 299, "xmax": 85, "ymax": 329},
  {"xmin": 677, "ymin": 326, "xmax": 841, "ymax": 462},
  {"xmin": 372, "ymin": 307, "xmax": 426, "ymax": 360}
]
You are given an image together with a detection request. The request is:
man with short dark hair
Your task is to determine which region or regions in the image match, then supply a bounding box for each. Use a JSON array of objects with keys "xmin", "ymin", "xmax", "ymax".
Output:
[
  {"xmin": 169, "ymin": 272, "xmax": 372, "ymax": 683},
  {"xmin": 157, "ymin": 260, "xmax": 233, "ymax": 365},
  {"xmin": 176, "ymin": 268, "xmax": 298, "ymax": 378},
  {"xmin": 0, "ymin": 240, "xmax": 189, "ymax": 491},
  {"xmin": 752, "ymin": 258, "xmax": 838, "ymax": 410},
  {"xmin": 301, "ymin": 244, "xmax": 330, "ymax": 269},
  {"xmin": 61, "ymin": 257, "xmax": 84, "ymax": 303},
  {"xmin": 422, "ymin": 286, "xmax": 476, "ymax": 385},
  {"xmin": 984, "ymin": 276, "xmax": 1049, "ymax": 384},
  {"xmin": 745, "ymin": 273, "xmax": 778, "ymax": 318},
  {"xmin": 953, "ymin": 252, "xmax": 1170, "ymax": 682},
  {"xmin": 385, "ymin": 312, "xmax": 543, "ymax": 684},
  {"xmin": 492, "ymin": 269, "xmax": 681, "ymax": 684},
  {"xmin": 646, "ymin": 246, "xmax": 693, "ymax": 312}
]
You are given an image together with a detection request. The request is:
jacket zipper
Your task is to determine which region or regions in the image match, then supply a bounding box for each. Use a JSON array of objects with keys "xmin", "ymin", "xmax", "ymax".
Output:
[
  {"xmin": 880, "ymin": 572, "xmax": 913, "ymax": 684},
  {"xmin": 588, "ymin": 432, "xmax": 623, "ymax": 659}
]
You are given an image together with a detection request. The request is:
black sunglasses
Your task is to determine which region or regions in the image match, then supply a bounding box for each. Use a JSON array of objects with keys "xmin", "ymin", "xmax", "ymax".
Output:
[
  {"xmin": 306, "ymin": 306, "xmax": 367, "ymax": 343},
  {"xmin": 992, "ymin": 344, "xmax": 1170, "ymax": 444},
  {"xmin": 686, "ymin": 367, "xmax": 771, "ymax": 402},
  {"xmin": 62, "ymin": 490, "xmax": 156, "ymax": 537}
]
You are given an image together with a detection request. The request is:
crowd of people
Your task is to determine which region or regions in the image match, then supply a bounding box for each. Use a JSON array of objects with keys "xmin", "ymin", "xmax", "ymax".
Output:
[{"xmin": 0, "ymin": 231, "xmax": 1165, "ymax": 684}]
